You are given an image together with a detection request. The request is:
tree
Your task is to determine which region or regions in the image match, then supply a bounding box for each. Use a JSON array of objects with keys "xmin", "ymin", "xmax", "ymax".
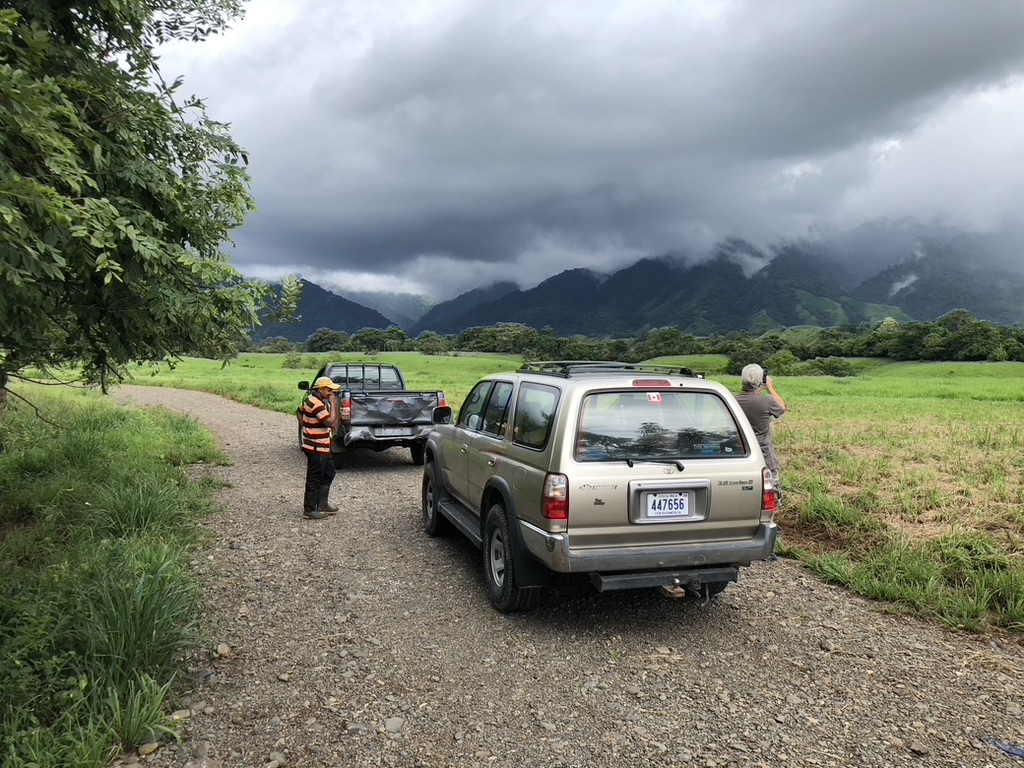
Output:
[
  {"xmin": 414, "ymin": 331, "xmax": 449, "ymax": 356},
  {"xmin": 349, "ymin": 327, "xmax": 388, "ymax": 353},
  {"xmin": 381, "ymin": 325, "xmax": 412, "ymax": 351},
  {"xmin": 305, "ymin": 328, "xmax": 348, "ymax": 353},
  {"xmin": 0, "ymin": 2, "xmax": 301, "ymax": 396},
  {"xmin": 492, "ymin": 323, "xmax": 540, "ymax": 354},
  {"xmin": 455, "ymin": 326, "xmax": 499, "ymax": 352}
]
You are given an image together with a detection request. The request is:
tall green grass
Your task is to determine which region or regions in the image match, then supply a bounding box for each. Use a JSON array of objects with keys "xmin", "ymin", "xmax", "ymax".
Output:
[
  {"xmin": 766, "ymin": 366, "xmax": 1024, "ymax": 632},
  {"xmin": 0, "ymin": 391, "xmax": 225, "ymax": 767}
]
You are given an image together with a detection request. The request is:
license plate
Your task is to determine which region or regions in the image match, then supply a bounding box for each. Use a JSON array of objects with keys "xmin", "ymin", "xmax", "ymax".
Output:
[
  {"xmin": 377, "ymin": 427, "xmax": 413, "ymax": 437},
  {"xmin": 645, "ymin": 492, "xmax": 691, "ymax": 518}
]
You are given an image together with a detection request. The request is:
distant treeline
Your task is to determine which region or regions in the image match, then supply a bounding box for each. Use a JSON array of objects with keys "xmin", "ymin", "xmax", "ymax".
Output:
[{"xmin": 251, "ymin": 309, "xmax": 1024, "ymax": 375}]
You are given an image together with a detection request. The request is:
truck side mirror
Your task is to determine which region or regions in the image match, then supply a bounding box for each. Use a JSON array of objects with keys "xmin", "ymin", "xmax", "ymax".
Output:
[
  {"xmin": 298, "ymin": 381, "xmax": 310, "ymax": 390},
  {"xmin": 432, "ymin": 406, "xmax": 453, "ymax": 425}
]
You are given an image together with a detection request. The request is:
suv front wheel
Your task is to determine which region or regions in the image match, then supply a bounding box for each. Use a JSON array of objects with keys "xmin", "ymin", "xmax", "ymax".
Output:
[
  {"xmin": 421, "ymin": 463, "xmax": 452, "ymax": 537},
  {"xmin": 483, "ymin": 502, "xmax": 539, "ymax": 613}
]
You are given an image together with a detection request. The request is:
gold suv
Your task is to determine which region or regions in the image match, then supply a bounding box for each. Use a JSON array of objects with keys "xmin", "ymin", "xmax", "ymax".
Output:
[{"xmin": 421, "ymin": 362, "xmax": 779, "ymax": 612}]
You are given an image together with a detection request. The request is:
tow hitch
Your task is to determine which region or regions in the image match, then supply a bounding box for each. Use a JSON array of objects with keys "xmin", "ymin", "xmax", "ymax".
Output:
[{"xmin": 659, "ymin": 577, "xmax": 722, "ymax": 605}]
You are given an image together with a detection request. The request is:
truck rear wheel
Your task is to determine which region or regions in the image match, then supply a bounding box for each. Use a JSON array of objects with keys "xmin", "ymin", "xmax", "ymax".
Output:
[{"xmin": 410, "ymin": 442, "xmax": 426, "ymax": 465}]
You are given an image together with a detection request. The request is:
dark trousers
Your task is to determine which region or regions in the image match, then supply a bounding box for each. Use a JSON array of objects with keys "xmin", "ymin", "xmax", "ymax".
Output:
[{"xmin": 303, "ymin": 450, "xmax": 337, "ymax": 513}]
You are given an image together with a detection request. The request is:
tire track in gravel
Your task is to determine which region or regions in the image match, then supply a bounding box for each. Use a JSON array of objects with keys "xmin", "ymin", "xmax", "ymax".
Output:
[{"xmin": 110, "ymin": 385, "xmax": 1024, "ymax": 768}]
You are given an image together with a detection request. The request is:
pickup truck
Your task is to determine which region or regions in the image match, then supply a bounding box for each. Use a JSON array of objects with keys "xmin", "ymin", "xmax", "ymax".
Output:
[{"xmin": 298, "ymin": 362, "xmax": 447, "ymax": 465}]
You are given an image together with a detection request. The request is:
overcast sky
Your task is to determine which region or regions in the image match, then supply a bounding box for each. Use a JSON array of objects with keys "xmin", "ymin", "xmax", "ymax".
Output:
[{"xmin": 159, "ymin": 0, "xmax": 1024, "ymax": 300}]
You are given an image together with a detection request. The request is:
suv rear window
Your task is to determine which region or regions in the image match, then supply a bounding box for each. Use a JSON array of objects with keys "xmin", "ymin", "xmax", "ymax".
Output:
[{"xmin": 575, "ymin": 390, "xmax": 744, "ymax": 461}]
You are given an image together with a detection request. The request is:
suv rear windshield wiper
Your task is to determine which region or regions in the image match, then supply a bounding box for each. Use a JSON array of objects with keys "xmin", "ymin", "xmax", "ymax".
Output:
[{"xmin": 620, "ymin": 458, "xmax": 684, "ymax": 471}]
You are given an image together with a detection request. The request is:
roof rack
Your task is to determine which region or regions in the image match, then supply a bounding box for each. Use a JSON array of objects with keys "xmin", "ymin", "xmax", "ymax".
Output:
[{"xmin": 518, "ymin": 360, "xmax": 706, "ymax": 379}]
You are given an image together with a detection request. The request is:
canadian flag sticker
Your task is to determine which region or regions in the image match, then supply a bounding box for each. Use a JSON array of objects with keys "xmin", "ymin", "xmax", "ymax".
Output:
[{"xmin": 647, "ymin": 393, "xmax": 662, "ymax": 403}]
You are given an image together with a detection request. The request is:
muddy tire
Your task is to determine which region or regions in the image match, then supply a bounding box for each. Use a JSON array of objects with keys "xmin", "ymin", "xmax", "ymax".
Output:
[{"xmin": 482, "ymin": 502, "xmax": 540, "ymax": 613}]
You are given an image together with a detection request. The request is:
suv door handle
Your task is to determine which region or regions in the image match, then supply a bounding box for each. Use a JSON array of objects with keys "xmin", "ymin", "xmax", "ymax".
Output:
[{"xmin": 487, "ymin": 459, "xmax": 496, "ymax": 467}]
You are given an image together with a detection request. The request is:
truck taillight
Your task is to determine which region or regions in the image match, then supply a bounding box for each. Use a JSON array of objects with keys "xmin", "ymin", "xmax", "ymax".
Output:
[
  {"xmin": 339, "ymin": 396, "xmax": 352, "ymax": 422},
  {"xmin": 438, "ymin": 393, "xmax": 447, "ymax": 408},
  {"xmin": 761, "ymin": 467, "xmax": 779, "ymax": 519},
  {"xmin": 542, "ymin": 473, "xmax": 569, "ymax": 520}
]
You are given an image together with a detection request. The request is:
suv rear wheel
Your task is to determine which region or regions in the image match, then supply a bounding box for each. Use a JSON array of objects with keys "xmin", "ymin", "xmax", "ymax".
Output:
[{"xmin": 483, "ymin": 502, "xmax": 539, "ymax": 613}]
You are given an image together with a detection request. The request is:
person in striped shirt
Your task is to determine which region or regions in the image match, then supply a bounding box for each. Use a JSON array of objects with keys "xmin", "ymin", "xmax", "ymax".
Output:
[{"xmin": 301, "ymin": 376, "xmax": 341, "ymax": 520}]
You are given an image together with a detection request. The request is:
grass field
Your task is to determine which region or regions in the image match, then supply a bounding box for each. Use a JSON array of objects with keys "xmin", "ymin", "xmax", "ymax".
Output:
[
  {"xmin": 121, "ymin": 351, "xmax": 523, "ymax": 415},
  {"xmin": 48, "ymin": 352, "xmax": 1024, "ymax": 632},
  {"xmin": 660, "ymin": 355, "xmax": 1024, "ymax": 632}
]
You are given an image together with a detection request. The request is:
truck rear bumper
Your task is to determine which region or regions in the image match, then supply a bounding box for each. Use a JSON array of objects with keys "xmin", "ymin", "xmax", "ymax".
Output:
[
  {"xmin": 516, "ymin": 519, "xmax": 778, "ymax": 574},
  {"xmin": 341, "ymin": 425, "xmax": 432, "ymax": 447}
]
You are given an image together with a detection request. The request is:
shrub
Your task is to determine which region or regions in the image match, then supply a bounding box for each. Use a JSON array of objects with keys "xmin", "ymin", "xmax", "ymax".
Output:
[
  {"xmin": 806, "ymin": 356, "xmax": 856, "ymax": 377},
  {"xmin": 256, "ymin": 337, "xmax": 295, "ymax": 353}
]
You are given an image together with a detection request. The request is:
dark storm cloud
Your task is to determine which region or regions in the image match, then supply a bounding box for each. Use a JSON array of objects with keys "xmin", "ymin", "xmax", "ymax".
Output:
[{"xmin": 163, "ymin": 0, "xmax": 1024, "ymax": 298}]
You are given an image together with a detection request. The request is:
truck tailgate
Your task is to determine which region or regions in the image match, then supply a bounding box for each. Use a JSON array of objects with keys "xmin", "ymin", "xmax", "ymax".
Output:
[{"xmin": 349, "ymin": 392, "xmax": 440, "ymax": 425}]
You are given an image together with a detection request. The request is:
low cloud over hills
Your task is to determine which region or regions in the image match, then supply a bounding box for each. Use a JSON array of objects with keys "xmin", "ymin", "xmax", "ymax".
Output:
[{"xmin": 257, "ymin": 230, "xmax": 1024, "ymax": 342}]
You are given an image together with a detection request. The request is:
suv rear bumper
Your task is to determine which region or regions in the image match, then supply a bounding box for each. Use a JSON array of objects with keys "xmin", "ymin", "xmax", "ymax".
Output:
[{"xmin": 517, "ymin": 519, "xmax": 778, "ymax": 574}]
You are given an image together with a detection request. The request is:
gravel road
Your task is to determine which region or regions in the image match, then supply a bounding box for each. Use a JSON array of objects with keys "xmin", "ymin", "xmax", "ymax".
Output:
[{"xmin": 108, "ymin": 385, "xmax": 1024, "ymax": 768}]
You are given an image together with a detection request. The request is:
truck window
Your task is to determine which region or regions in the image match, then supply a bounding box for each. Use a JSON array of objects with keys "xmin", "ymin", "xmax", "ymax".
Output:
[
  {"xmin": 379, "ymin": 367, "xmax": 402, "ymax": 388},
  {"xmin": 512, "ymin": 383, "xmax": 559, "ymax": 449},
  {"xmin": 325, "ymin": 364, "xmax": 402, "ymax": 390}
]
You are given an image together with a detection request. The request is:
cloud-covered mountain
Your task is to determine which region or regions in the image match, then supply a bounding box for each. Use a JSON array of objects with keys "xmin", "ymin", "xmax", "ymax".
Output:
[
  {"xmin": 265, "ymin": 231, "xmax": 1024, "ymax": 343},
  {"xmin": 850, "ymin": 234, "xmax": 1024, "ymax": 327},
  {"xmin": 253, "ymin": 281, "xmax": 392, "ymax": 343},
  {"xmin": 334, "ymin": 289, "xmax": 433, "ymax": 327},
  {"xmin": 408, "ymin": 248, "xmax": 912, "ymax": 337},
  {"xmin": 413, "ymin": 281, "xmax": 521, "ymax": 333}
]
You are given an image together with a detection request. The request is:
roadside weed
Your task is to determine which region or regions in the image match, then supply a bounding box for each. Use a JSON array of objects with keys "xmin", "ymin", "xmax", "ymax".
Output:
[
  {"xmin": 0, "ymin": 393, "xmax": 216, "ymax": 766},
  {"xmin": 90, "ymin": 476, "xmax": 210, "ymax": 540},
  {"xmin": 1, "ymin": 703, "xmax": 114, "ymax": 768},
  {"xmin": 69, "ymin": 540, "xmax": 200, "ymax": 688},
  {"xmin": 103, "ymin": 672, "xmax": 178, "ymax": 749}
]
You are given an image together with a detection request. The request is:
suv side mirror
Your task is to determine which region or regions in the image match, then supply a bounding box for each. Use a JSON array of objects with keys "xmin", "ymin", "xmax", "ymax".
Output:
[
  {"xmin": 298, "ymin": 381, "xmax": 310, "ymax": 390},
  {"xmin": 432, "ymin": 406, "xmax": 453, "ymax": 425}
]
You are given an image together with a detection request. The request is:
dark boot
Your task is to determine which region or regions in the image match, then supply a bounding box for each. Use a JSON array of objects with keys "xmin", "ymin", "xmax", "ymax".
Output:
[
  {"xmin": 317, "ymin": 487, "xmax": 339, "ymax": 515},
  {"xmin": 303, "ymin": 486, "xmax": 322, "ymax": 519}
]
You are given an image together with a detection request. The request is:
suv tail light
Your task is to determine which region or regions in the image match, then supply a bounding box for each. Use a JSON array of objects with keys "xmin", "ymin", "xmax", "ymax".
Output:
[
  {"xmin": 339, "ymin": 393, "xmax": 352, "ymax": 423},
  {"xmin": 761, "ymin": 467, "xmax": 779, "ymax": 520},
  {"xmin": 542, "ymin": 473, "xmax": 569, "ymax": 520}
]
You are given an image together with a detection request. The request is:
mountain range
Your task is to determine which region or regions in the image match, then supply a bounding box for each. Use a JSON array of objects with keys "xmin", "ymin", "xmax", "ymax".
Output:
[{"xmin": 253, "ymin": 228, "xmax": 1024, "ymax": 342}]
